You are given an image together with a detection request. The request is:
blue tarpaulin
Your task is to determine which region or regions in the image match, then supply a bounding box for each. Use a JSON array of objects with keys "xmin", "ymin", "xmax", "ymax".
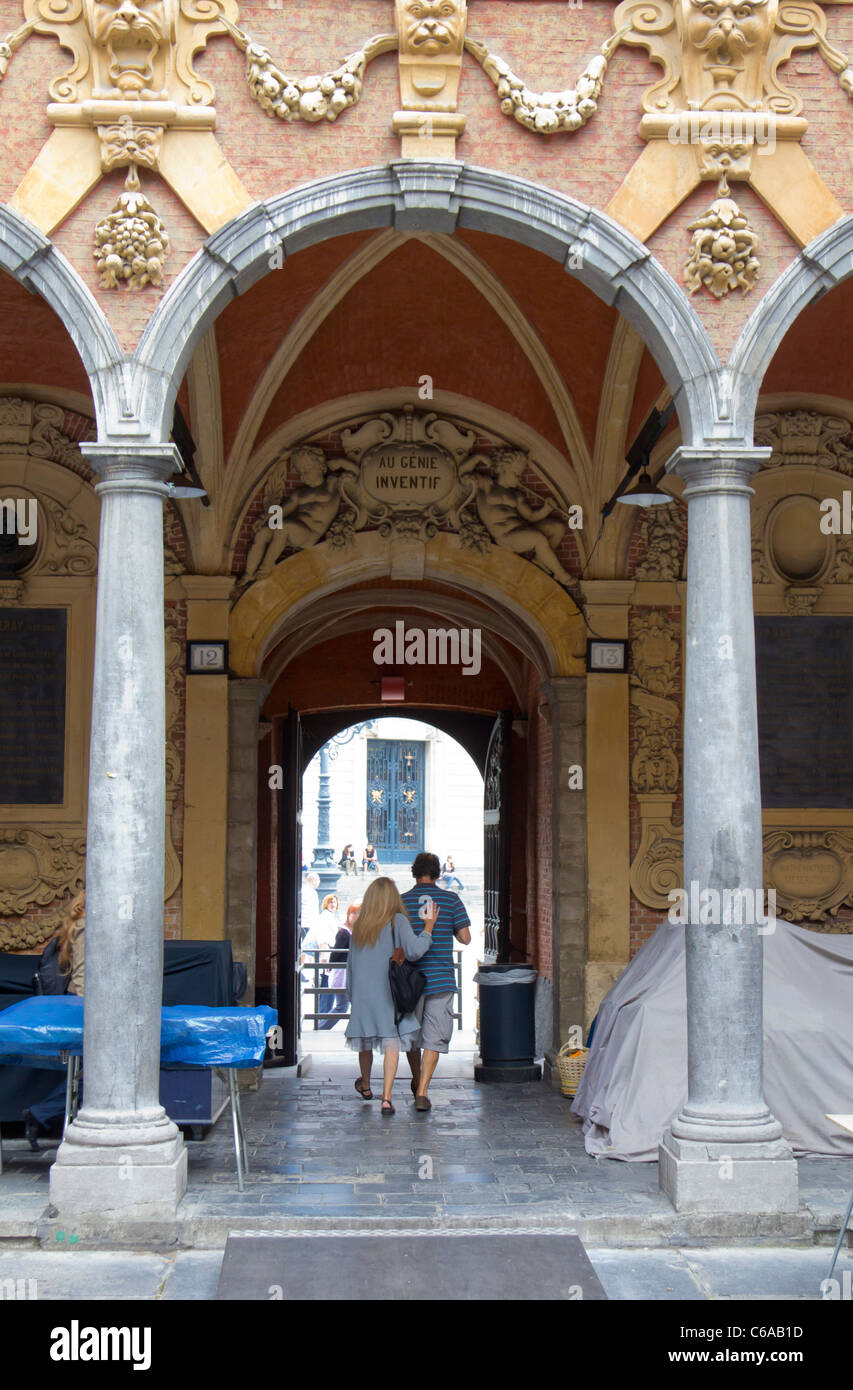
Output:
[{"xmin": 0, "ymin": 997, "xmax": 277, "ymax": 1069}]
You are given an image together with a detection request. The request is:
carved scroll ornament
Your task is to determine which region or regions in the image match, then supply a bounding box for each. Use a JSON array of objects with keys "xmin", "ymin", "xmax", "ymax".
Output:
[
  {"xmin": 0, "ymin": 829, "xmax": 86, "ymax": 950},
  {"xmin": 632, "ymin": 821, "xmax": 853, "ymax": 928},
  {"xmin": 754, "ymin": 411, "xmax": 853, "ymax": 475}
]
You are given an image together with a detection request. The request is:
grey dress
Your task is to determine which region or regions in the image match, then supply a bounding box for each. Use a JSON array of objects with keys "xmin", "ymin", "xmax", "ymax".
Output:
[{"xmin": 345, "ymin": 912, "xmax": 431, "ymax": 1053}]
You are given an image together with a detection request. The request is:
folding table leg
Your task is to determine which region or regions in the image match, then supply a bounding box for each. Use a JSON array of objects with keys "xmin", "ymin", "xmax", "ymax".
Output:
[
  {"xmin": 233, "ymin": 1073, "xmax": 250, "ymax": 1177},
  {"xmin": 827, "ymin": 1189, "xmax": 853, "ymax": 1285},
  {"xmin": 228, "ymin": 1069, "xmax": 244, "ymax": 1192}
]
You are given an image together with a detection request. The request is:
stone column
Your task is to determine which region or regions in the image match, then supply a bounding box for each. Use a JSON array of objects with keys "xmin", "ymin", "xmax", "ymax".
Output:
[
  {"xmin": 50, "ymin": 444, "xmax": 187, "ymax": 1225},
  {"xmin": 659, "ymin": 447, "xmax": 797, "ymax": 1213},
  {"xmin": 226, "ymin": 678, "xmax": 269, "ymax": 1002},
  {"xmin": 541, "ymin": 678, "xmax": 587, "ymax": 1056}
]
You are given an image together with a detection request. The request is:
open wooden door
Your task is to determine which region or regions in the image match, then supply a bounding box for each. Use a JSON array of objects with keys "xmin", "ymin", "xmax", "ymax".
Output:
[{"xmin": 483, "ymin": 709, "xmax": 512, "ymax": 961}]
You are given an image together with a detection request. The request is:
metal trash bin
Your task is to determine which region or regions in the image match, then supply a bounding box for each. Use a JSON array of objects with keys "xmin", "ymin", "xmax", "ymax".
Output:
[{"xmin": 474, "ymin": 964, "xmax": 541, "ymax": 1083}]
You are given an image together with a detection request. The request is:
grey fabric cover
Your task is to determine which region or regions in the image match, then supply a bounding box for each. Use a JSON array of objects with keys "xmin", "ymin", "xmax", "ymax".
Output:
[{"xmin": 572, "ymin": 919, "xmax": 853, "ymax": 1160}]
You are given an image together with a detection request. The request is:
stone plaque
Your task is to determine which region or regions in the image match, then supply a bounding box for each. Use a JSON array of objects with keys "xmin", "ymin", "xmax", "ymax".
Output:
[
  {"xmin": 0, "ymin": 607, "xmax": 67, "ymax": 804},
  {"xmin": 360, "ymin": 441, "xmax": 456, "ymax": 507},
  {"xmin": 756, "ymin": 617, "xmax": 853, "ymax": 809}
]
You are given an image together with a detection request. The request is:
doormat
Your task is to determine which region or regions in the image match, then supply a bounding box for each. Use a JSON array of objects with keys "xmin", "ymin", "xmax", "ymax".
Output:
[{"xmin": 215, "ymin": 1231, "xmax": 608, "ymax": 1300}]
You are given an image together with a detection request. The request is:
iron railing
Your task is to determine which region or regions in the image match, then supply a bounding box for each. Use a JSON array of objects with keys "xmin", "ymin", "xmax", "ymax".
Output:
[{"xmin": 300, "ymin": 948, "xmax": 464, "ymax": 1028}]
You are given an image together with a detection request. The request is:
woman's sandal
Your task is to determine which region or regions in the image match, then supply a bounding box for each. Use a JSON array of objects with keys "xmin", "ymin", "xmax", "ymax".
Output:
[
  {"xmin": 355, "ymin": 1078, "xmax": 373, "ymax": 1100},
  {"xmin": 381, "ymin": 1099, "xmax": 395, "ymax": 1114}
]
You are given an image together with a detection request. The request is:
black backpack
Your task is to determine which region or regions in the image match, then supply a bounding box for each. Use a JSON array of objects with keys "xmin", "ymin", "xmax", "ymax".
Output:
[
  {"xmin": 33, "ymin": 935, "xmax": 71, "ymax": 996},
  {"xmin": 387, "ymin": 922, "xmax": 426, "ymax": 1024}
]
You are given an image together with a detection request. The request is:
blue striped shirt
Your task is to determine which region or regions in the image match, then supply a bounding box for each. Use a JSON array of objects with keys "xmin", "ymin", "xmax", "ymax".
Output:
[{"xmin": 401, "ymin": 884, "xmax": 470, "ymax": 996}]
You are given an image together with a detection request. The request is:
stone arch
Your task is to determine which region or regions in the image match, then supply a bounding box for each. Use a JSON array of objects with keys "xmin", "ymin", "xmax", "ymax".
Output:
[
  {"xmin": 728, "ymin": 213, "xmax": 853, "ymax": 441},
  {"xmin": 133, "ymin": 162, "xmax": 723, "ymax": 447},
  {"xmin": 0, "ymin": 204, "xmax": 125, "ymax": 438},
  {"xmin": 229, "ymin": 530, "xmax": 587, "ymax": 681}
]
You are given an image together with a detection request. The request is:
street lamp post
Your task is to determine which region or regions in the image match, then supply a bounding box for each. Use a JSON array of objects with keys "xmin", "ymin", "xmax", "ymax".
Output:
[
  {"xmin": 308, "ymin": 720, "xmax": 376, "ymax": 904},
  {"xmin": 309, "ymin": 741, "xmax": 340, "ymax": 903}
]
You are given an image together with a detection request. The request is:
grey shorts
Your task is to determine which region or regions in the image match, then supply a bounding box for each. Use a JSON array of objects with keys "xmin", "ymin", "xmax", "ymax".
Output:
[{"xmin": 413, "ymin": 991, "xmax": 455, "ymax": 1053}]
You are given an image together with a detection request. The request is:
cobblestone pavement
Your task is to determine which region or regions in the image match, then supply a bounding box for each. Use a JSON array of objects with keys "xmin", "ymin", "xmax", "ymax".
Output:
[{"xmin": 3, "ymin": 1065, "xmax": 852, "ymax": 1248}]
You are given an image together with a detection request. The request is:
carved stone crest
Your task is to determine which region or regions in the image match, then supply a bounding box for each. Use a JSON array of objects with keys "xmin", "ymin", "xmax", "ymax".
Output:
[
  {"xmin": 241, "ymin": 410, "xmax": 577, "ymax": 588},
  {"xmin": 754, "ymin": 411, "xmax": 853, "ymax": 474}
]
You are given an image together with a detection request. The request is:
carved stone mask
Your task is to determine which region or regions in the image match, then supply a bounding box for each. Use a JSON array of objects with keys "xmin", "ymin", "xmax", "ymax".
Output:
[
  {"xmin": 402, "ymin": 1, "xmax": 466, "ymax": 57},
  {"xmin": 88, "ymin": 0, "xmax": 172, "ymax": 94},
  {"xmin": 676, "ymin": 0, "xmax": 777, "ymax": 109}
]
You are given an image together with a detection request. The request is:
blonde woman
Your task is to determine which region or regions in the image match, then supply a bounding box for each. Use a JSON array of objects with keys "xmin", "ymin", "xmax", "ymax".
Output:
[
  {"xmin": 346, "ymin": 876, "xmax": 439, "ymax": 1114},
  {"xmin": 58, "ymin": 890, "xmax": 86, "ymax": 996}
]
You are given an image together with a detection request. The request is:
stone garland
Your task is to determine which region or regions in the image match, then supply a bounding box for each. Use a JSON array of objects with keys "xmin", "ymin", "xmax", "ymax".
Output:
[
  {"xmin": 218, "ymin": 18, "xmax": 397, "ymax": 124},
  {"xmin": 463, "ymin": 30, "xmax": 628, "ymax": 135}
]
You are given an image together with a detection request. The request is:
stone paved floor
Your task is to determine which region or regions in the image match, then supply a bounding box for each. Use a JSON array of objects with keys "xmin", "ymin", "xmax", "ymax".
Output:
[
  {"xmin": 0, "ymin": 1244, "xmax": 851, "ymax": 1300},
  {"xmin": 2, "ymin": 1064, "xmax": 852, "ymax": 1248}
]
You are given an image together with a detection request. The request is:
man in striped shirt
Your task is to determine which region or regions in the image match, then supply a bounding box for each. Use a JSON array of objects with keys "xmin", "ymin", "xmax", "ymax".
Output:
[{"xmin": 401, "ymin": 852, "xmax": 471, "ymax": 1111}]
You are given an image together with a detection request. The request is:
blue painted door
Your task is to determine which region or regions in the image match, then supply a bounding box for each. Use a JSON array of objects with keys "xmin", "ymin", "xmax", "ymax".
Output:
[{"xmin": 366, "ymin": 739, "xmax": 425, "ymax": 865}]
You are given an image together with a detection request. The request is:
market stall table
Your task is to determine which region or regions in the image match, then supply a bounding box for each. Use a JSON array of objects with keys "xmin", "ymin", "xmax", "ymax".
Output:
[{"xmin": 0, "ymin": 997, "xmax": 276, "ymax": 1190}]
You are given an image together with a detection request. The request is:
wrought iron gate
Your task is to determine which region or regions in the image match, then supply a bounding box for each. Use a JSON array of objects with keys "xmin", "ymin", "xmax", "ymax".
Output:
[
  {"xmin": 484, "ymin": 710, "xmax": 511, "ymax": 960},
  {"xmin": 366, "ymin": 739, "xmax": 425, "ymax": 864}
]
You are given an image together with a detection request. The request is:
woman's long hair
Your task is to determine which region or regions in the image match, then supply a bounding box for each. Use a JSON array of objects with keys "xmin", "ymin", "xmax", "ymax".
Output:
[
  {"xmin": 58, "ymin": 890, "xmax": 85, "ymax": 973},
  {"xmin": 351, "ymin": 877, "xmax": 406, "ymax": 949}
]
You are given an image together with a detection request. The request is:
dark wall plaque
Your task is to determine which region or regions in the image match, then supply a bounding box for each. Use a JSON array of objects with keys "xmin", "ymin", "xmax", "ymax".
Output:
[
  {"xmin": 0, "ymin": 607, "xmax": 67, "ymax": 805},
  {"xmin": 756, "ymin": 616, "xmax": 853, "ymax": 809}
]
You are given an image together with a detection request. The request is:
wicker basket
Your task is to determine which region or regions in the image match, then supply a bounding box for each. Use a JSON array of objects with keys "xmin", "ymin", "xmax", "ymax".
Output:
[{"xmin": 557, "ymin": 1043, "xmax": 589, "ymax": 1097}]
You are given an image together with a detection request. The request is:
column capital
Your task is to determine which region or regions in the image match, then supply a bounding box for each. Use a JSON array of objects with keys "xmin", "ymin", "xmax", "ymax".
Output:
[
  {"xmin": 82, "ymin": 442, "xmax": 182, "ymax": 498},
  {"xmin": 665, "ymin": 445, "xmax": 771, "ymax": 498},
  {"xmin": 181, "ymin": 574, "xmax": 235, "ymax": 602},
  {"xmin": 541, "ymin": 675, "xmax": 585, "ymax": 708},
  {"xmin": 228, "ymin": 677, "xmax": 270, "ymax": 710}
]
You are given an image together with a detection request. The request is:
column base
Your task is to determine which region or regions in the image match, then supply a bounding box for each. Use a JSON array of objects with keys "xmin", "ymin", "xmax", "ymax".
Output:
[
  {"xmin": 659, "ymin": 1130, "xmax": 799, "ymax": 1214},
  {"xmin": 50, "ymin": 1132, "xmax": 187, "ymax": 1223}
]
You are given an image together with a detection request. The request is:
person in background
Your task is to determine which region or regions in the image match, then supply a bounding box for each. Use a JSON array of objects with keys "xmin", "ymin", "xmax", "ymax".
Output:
[
  {"xmin": 338, "ymin": 844, "xmax": 358, "ymax": 877},
  {"xmin": 402, "ymin": 852, "xmax": 471, "ymax": 1111},
  {"xmin": 326, "ymin": 900, "xmax": 360, "ymax": 1026},
  {"xmin": 439, "ymin": 854, "xmax": 465, "ymax": 893},
  {"xmin": 302, "ymin": 893, "xmax": 339, "ymax": 1029},
  {"xmin": 346, "ymin": 877, "xmax": 438, "ymax": 1114},
  {"xmin": 300, "ymin": 871, "xmax": 321, "ymax": 946},
  {"xmin": 362, "ymin": 843, "xmax": 379, "ymax": 874},
  {"xmin": 22, "ymin": 891, "xmax": 85, "ymax": 1148}
]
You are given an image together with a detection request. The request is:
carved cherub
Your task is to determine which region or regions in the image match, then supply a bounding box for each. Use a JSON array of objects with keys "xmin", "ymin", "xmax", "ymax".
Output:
[
  {"xmin": 457, "ymin": 448, "xmax": 574, "ymax": 587},
  {"xmin": 243, "ymin": 445, "xmax": 359, "ymax": 581}
]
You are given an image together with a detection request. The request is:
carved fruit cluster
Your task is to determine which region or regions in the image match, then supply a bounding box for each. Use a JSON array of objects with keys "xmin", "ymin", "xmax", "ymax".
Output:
[{"xmin": 94, "ymin": 176, "xmax": 170, "ymax": 291}]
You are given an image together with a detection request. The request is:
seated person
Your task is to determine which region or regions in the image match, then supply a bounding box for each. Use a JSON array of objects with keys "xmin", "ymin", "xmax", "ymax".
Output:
[
  {"xmin": 338, "ymin": 843, "xmax": 358, "ymax": 876},
  {"xmin": 362, "ymin": 843, "xmax": 379, "ymax": 874}
]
